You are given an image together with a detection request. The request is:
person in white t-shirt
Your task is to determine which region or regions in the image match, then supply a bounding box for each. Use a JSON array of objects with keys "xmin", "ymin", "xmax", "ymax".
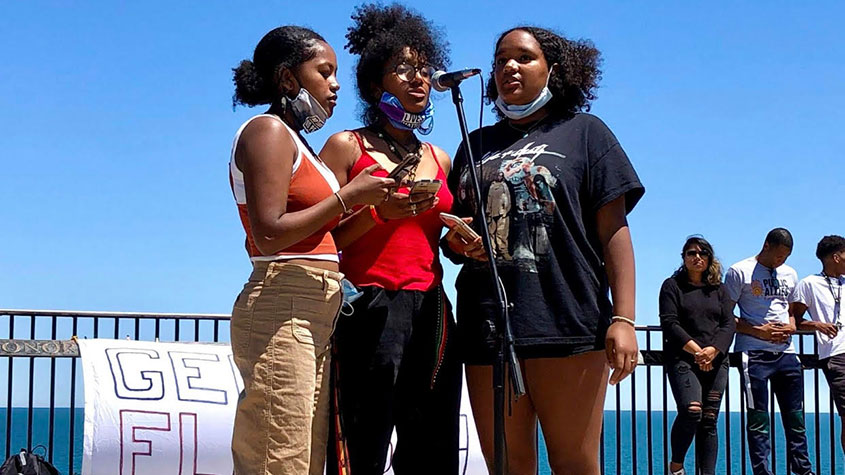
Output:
[
  {"xmin": 791, "ymin": 235, "xmax": 845, "ymax": 454},
  {"xmin": 724, "ymin": 228, "xmax": 814, "ymax": 475}
]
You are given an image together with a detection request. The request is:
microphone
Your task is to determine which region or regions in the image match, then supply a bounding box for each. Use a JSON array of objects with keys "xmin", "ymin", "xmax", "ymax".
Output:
[{"xmin": 431, "ymin": 68, "xmax": 482, "ymax": 92}]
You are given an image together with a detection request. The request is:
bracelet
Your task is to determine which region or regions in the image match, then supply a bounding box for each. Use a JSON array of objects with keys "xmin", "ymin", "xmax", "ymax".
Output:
[
  {"xmin": 335, "ymin": 192, "xmax": 350, "ymax": 214},
  {"xmin": 369, "ymin": 205, "xmax": 387, "ymax": 224},
  {"xmin": 611, "ymin": 315, "xmax": 636, "ymax": 327}
]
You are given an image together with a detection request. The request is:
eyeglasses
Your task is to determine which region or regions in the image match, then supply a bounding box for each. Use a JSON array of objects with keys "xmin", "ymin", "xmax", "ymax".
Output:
[
  {"xmin": 684, "ymin": 250, "xmax": 710, "ymax": 258},
  {"xmin": 393, "ymin": 62, "xmax": 434, "ymax": 82}
]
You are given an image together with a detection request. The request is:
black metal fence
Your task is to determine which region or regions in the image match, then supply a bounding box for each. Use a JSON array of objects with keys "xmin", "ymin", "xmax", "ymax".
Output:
[
  {"xmin": 605, "ymin": 326, "xmax": 842, "ymax": 475},
  {"xmin": 0, "ymin": 309, "xmax": 230, "ymax": 475},
  {"xmin": 1, "ymin": 310, "xmax": 841, "ymax": 475}
]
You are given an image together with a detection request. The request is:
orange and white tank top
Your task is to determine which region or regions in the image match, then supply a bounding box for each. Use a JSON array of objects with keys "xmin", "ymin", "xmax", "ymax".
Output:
[{"xmin": 229, "ymin": 114, "xmax": 341, "ymax": 262}]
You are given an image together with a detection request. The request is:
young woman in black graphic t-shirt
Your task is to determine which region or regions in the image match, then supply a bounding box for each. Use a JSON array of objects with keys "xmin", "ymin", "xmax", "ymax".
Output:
[
  {"xmin": 444, "ymin": 26, "xmax": 644, "ymax": 473},
  {"xmin": 659, "ymin": 236, "xmax": 735, "ymax": 475}
]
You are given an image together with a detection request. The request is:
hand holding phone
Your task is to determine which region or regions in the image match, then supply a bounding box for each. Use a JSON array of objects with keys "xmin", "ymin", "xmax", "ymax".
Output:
[
  {"xmin": 439, "ymin": 212, "xmax": 481, "ymax": 241},
  {"xmin": 386, "ymin": 154, "xmax": 421, "ymax": 183},
  {"xmin": 440, "ymin": 213, "xmax": 487, "ymax": 261},
  {"xmin": 409, "ymin": 179, "xmax": 441, "ymax": 204}
]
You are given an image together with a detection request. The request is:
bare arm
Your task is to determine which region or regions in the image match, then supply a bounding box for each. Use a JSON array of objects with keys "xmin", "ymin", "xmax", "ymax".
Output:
[
  {"xmin": 792, "ymin": 302, "xmax": 813, "ymax": 331},
  {"xmin": 792, "ymin": 301, "xmax": 838, "ymax": 338},
  {"xmin": 735, "ymin": 316, "xmax": 761, "ymax": 338},
  {"xmin": 238, "ymin": 118, "xmax": 347, "ymax": 255},
  {"xmin": 598, "ymin": 195, "xmax": 638, "ymax": 385},
  {"xmin": 599, "ymin": 196, "xmax": 636, "ymax": 323},
  {"xmin": 324, "ymin": 134, "xmax": 449, "ymax": 250},
  {"xmin": 321, "ymin": 132, "xmax": 379, "ymax": 250},
  {"xmin": 736, "ymin": 315, "xmax": 790, "ymax": 343},
  {"xmin": 683, "ymin": 340, "xmax": 704, "ymax": 355}
]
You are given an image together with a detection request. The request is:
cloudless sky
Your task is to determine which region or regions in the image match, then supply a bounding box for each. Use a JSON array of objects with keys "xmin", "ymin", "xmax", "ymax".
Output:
[
  {"xmin": 2, "ymin": 1, "xmax": 843, "ymax": 328},
  {"xmin": 2, "ymin": 0, "xmax": 845, "ymax": 420}
]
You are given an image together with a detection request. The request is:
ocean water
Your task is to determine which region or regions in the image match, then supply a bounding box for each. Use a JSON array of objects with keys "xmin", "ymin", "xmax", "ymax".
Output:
[
  {"xmin": 538, "ymin": 411, "xmax": 844, "ymax": 475},
  {"xmin": 1, "ymin": 409, "xmax": 842, "ymax": 474},
  {"xmin": 1, "ymin": 408, "xmax": 84, "ymax": 475}
]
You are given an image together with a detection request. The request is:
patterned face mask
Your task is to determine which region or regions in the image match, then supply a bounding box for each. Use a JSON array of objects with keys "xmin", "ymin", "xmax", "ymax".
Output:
[
  {"xmin": 282, "ymin": 85, "xmax": 329, "ymax": 133},
  {"xmin": 377, "ymin": 91, "xmax": 435, "ymax": 135}
]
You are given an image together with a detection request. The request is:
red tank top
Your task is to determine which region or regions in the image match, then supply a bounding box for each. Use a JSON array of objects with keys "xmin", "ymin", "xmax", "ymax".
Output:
[{"xmin": 340, "ymin": 133, "xmax": 454, "ymax": 291}]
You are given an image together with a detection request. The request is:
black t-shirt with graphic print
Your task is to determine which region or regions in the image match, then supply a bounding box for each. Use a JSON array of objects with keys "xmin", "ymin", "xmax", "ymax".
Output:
[{"xmin": 447, "ymin": 113, "xmax": 644, "ymax": 364}]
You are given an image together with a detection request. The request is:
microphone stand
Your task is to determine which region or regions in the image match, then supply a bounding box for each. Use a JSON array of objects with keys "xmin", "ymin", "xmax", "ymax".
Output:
[{"xmin": 447, "ymin": 82, "xmax": 525, "ymax": 475}]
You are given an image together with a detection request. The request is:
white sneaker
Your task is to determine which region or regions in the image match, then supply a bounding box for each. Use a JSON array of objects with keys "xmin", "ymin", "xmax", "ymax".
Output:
[{"xmin": 669, "ymin": 466, "xmax": 685, "ymax": 475}]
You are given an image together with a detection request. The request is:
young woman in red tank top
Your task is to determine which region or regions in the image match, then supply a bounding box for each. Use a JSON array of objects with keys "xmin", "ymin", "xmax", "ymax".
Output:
[
  {"xmin": 319, "ymin": 5, "xmax": 461, "ymax": 474},
  {"xmin": 228, "ymin": 26, "xmax": 394, "ymax": 475}
]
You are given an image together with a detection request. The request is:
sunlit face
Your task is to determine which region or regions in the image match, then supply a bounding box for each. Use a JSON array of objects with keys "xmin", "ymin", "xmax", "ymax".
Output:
[
  {"xmin": 293, "ymin": 40, "xmax": 340, "ymax": 116},
  {"xmin": 683, "ymin": 244, "xmax": 710, "ymax": 275},
  {"xmin": 493, "ymin": 30, "xmax": 550, "ymax": 106},
  {"xmin": 380, "ymin": 47, "xmax": 432, "ymax": 113},
  {"xmin": 763, "ymin": 243, "xmax": 792, "ymax": 269}
]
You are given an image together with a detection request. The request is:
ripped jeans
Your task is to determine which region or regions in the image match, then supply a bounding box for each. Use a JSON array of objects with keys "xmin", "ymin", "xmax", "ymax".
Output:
[
  {"xmin": 666, "ymin": 357, "xmax": 728, "ymax": 475},
  {"xmin": 740, "ymin": 351, "xmax": 814, "ymax": 475}
]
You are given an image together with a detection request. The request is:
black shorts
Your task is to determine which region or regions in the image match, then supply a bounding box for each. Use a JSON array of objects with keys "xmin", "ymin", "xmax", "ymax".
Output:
[{"xmin": 821, "ymin": 353, "xmax": 845, "ymax": 417}]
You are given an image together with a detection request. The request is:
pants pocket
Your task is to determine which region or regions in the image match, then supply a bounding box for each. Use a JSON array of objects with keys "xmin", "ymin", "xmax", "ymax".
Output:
[{"xmin": 292, "ymin": 296, "xmax": 338, "ymax": 351}]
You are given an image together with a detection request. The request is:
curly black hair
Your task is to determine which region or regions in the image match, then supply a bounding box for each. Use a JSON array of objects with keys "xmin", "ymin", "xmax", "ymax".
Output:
[
  {"xmin": 345, "ymin": 3, "xmax": 450, "ymax": 125},
  {"xmin": 232, "ymin": 26, "xmax": 326, "ymax": 108},
  {"xmin": 486, "ymin": 26, "xmax": 602, "ymax": 119},
  {"xmin": 816, "ymin": 235, "xmax": 845, "ymax": 261}
]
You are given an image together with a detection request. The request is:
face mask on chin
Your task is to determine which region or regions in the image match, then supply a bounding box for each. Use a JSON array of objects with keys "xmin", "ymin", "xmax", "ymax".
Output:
[
  {"xmin": 281, "ymin": 84, "xmax": 329, "ymax": 133},
  {"xmin": 494, "ymin": 69, "xmax": 554, "ymax": 120},
  {"xmin": 377, "ymin": 91, "xmax": 435, "ymax": 135}
]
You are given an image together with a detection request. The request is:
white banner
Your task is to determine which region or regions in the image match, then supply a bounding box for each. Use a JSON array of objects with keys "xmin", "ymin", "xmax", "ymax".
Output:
[
  {"xmin": 79, "ymin": 339, "xmax": 243, "ymax": 475},
  {"xmin": 78, "ymin": 339, "xmax": 486, "ymax": 474}
]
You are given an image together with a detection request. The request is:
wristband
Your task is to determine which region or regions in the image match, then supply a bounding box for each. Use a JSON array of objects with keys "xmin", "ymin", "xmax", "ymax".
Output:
[
  {"xmin": 611, "ymin": 315, "xmax": 636, "ymax": 327},
  {"xmin": 369, "ymin": 205, "xmax": 388, "ymax": 224}
]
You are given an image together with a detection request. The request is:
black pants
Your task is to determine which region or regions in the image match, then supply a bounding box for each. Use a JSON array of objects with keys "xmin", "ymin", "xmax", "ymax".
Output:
[
  {"xmin": 327, "ymin": 286, "xmax": 461, "ymax": 475},
  {"xmin": 666, "ymin": 357, "xmax": 729, "ymax": 475},
  {"xmin": 821, "ymin": 353, "xmax": 845, "ymax": 417}
]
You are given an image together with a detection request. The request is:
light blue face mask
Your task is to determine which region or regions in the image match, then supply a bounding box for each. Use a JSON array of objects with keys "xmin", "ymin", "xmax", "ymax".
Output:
[
  {"xmin": 340, "ymin": 278, "xmax": 363, "ymax": 316},
  {"xmin": 378, "ymin": 91, "xmax": 435, "ymax": 135},
  {"xmin": 494, "ymin": 70, "xmax": 554, "ymax": 120}
]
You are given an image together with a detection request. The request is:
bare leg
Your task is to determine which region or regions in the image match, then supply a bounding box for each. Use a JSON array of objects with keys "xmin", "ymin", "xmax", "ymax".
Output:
[
  {"xmin": 525, "ymin": 351, "xmax": 609, "ymax": 475},
  {"xmin": 466, "ymin": 363, "xmax": 539, "ymax": 475}
]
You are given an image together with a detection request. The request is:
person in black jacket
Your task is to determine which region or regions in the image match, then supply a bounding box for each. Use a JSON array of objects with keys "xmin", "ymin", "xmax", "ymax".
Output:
[{"xmin": 659, "ymin": 236, "xmax": 736, "ymax": 475}]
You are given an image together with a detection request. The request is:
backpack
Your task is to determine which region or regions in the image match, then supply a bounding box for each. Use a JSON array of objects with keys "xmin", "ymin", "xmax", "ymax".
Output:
[{"xmin": 0, "ymin": 448, "xmax": 59, "ymax": 475}]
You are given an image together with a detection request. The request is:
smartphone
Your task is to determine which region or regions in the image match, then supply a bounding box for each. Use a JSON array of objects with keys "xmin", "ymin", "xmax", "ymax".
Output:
[
  {"xmin": 439, "ymin": 212, "xmax": 481, "ymax": 241},
  {"xmin": 386, "ymin": 154, "xmax": 421, "ymax": 182},
  {"xmin": 409, "ymin": 179, "xmax": 442, "ymax": 203}
]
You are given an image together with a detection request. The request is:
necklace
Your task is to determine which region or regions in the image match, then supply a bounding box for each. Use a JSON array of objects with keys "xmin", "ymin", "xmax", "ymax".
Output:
[{"xmin": 370, "ymin": 126, "xmax": 422, "ymax": 181}]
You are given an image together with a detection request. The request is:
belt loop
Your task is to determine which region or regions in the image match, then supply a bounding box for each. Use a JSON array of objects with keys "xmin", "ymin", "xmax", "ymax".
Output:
[{"xmin": 322, "ymin": 270, "xmax": 329, "ymax": 292}]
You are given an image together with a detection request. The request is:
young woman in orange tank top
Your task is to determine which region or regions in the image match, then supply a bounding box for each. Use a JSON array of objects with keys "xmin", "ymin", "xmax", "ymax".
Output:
[
  {"xmin": 319, "ymin": 5, "xmax": 463, "ymax": 474},
  {"xmin": 228, "ymin": 25, "xmax": 394, "ymax": 475}
]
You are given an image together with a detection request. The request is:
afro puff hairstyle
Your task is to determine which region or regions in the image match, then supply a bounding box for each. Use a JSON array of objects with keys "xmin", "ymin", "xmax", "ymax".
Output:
[
  {"xmin": 345, "ymin": 3, "xmax": 450, "ymax": 125},
  {"xmin": 232, "ymin": 26, "xmax": 326, "ymax": 107}
]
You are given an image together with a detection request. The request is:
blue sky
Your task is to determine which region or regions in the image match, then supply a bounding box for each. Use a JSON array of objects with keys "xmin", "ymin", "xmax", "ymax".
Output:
[
  {"xmin": 1, "ymin": 2, "xmax": 844, "ymax": 410},
  {"xmin": 2, "ymin": 1, "xmax": 843, "ymax": 319}
]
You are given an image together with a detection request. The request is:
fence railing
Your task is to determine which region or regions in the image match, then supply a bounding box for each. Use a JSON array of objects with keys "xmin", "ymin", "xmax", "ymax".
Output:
[
  {"xmin": 1, "ymin": 310, "xmax": 841, "ymax": 475},
  {"xmin": 1, "ymin": 309, "xmax": 230, "ymax": 475},
  {"xmin": 611, "ymin": 326, "xmax": 841, "ymax": 475}
]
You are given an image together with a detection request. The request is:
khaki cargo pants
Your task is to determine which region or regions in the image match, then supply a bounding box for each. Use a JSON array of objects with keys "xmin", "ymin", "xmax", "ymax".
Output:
[{"xmin": 230, "ymin": 261, "xmax": 342, "ymax": 474}]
